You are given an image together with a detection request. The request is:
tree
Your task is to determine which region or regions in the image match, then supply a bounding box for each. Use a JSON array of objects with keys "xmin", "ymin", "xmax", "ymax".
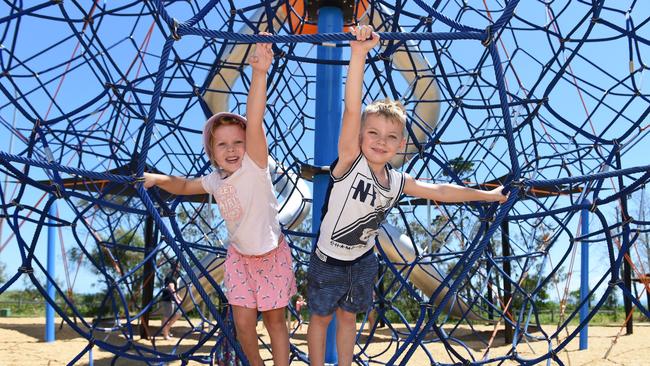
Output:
[
  {"xmin": 0, "ymin": 261, "xmax": 6, "ymax": 284},
  {"xmin": 567, "ymin": 288, "xmax": 595, "ymax": 309},
  {"xmin": 67, "ymin": 225, "xmax": 148, "ymax": 316},
  {"xmin": 513, "ymin": 271, "xmax": 551, "ymax": 311},
  {"xmin": 443, "ymin": 156, "xmax": 475, "ymax": 179},
  {"xmin": 176, "ymin": 203, "xmax": 224, "ymax": 265},
  {"xmin": 69, "ymin": 227, "xmax": 145, "ymax": 279}
]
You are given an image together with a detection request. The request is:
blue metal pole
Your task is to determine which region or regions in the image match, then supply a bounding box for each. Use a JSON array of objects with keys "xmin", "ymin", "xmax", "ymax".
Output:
[
  {"xmin": 46, "ymin": 197, "xmax": 56, "ymax": 342},
  {"xmin": 579, "ymin": 199, "xmax": 590, "ymax": 350},
  {"xmin": 313, "ymin": 6, "xmax": 343, "ymax": 365}
]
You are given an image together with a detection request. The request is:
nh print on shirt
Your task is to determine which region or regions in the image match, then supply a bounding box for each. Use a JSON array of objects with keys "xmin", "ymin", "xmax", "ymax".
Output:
[{"xmin": 331, "ymin": 172, "xmax": 393, "ymax": 249}]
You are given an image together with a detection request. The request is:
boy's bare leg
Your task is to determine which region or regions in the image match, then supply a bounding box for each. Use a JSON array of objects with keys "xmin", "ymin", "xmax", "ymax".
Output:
[
  {"xmin": 232, "ymin": 305, "xmax": 264, "ymax": 366},
  {"xmin": 307, "ymin": 312, "xmax": 334, "ymax": 366},
  {"xmin": 335, "ymin": 308, "xmax": 357, "ymax": 366},
  {"xmin": 262, "ymin": 307, "xmax": 290, "ymax": 366}
]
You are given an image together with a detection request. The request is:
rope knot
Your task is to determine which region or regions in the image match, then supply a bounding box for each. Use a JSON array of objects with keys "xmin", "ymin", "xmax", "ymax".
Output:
[
  {"xmin": 18, "ymin": 266, "xmax": 34, "ymax": 274},
  {"xmin": 11, "ymin": 199, "xmax": 23, "ymax": 210},
  {"xmin": 171, "ymin": 19, "xmax": 181, "ymax": 41},
  {"xmin": 417, "ymin": 143, "xmax": 425, "ymax": 160},
  {"xmin": 510, "ymin": 178, "xmax": 526, "ymax": 189},
  {"xmin": 622, "ymin": 215, "xmax": 633, "ymax": 225},
  {"xmin": 105, "ymin": 82, "xmax": 118, "ymax": 95},
  {"xmin": 52, "ymin": 183, "xmax": 63, "ymax": 199},
  {"xmin": 482, "ymin": 25, "xmax": 493, "ymax": 47},
  {"xmin": 608, "ymin": 279, "xmax": 623, "ymax": 287}
]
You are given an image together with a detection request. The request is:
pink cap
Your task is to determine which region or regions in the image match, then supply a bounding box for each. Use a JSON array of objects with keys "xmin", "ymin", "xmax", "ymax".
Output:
[{"xmin": 202, "ymin": 112, "xmax": 247, "ymax": 155}]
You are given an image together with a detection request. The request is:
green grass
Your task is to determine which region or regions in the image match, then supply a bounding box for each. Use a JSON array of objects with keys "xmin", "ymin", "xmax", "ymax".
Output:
[
  {"xmin": 2, "ymin": 290, "xmax": 647, "ymax": 327},
  {"xmin": 0, "ymin": 290, "xmax": 114, "ymax": 318},
  {"xmin": 0, "ymin": 290, "xmax": 47, "ymax": 317}
]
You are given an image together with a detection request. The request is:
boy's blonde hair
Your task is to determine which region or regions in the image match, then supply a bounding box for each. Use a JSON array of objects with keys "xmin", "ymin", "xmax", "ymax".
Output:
[
  {"xmin": 202, "ymin": 113, "xmax": 247, "ymax": 167},
  {"xmin": 361, "ymin": 99, "xmax": 407, "ymax": 136}
]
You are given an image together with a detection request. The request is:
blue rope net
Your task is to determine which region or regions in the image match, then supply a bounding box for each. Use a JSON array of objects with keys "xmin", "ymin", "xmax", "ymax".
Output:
[{"xmin": 0, "ymin": 0, "xmax": 649, "ymax": 365}]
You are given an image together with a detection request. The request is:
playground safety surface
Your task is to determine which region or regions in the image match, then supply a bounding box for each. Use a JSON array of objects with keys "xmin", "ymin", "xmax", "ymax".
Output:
[{"xmin": 1, "ymin": 317, "xmax": 649, "ymax": 365}]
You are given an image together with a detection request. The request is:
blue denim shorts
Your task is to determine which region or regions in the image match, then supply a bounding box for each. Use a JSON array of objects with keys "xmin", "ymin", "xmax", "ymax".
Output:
[{"xmin": 306, "ymin": 252, "xmax": 378, "ymax": 315}]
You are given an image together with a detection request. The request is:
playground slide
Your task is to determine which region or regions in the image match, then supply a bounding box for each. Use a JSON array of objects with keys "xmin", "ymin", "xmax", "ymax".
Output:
[{"xmin": 378, "ymin": 224, "xmax": 483, "ymax": 321}]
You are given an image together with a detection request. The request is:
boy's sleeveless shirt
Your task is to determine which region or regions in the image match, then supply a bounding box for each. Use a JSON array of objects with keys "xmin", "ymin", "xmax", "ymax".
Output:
[
  {"xmin": 201, "ymin": 153, "xmax": 281, "ymax": 256},
  {"xmin": 317, "ymin": 154, "xmax": 405, "ymax": 261}
]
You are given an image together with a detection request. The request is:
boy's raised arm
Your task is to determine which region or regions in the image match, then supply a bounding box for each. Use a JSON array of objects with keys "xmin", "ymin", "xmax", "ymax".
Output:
[
  {"xmin": 246, "ymin": 33, "xmax": 273, "ymax": 169},
  {"xmin": 333, "ymin": 25, "xmax": 380, "ymax": 177},
  {"xmin": 403, "ymin": 175, "xmax": 508, "ymax": 203}
]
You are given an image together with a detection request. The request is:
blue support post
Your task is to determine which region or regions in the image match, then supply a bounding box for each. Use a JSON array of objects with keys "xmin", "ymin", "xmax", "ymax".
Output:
[
  {"xmin": 312, "ymin": 6, "xmax": 343, "ymax": 365},
  {"xmin": 579, "ymin": 199, "xmax": 590, "ymax": 350},
  {"xmin": 46, "ymin": 197, "xmax": 56, "ymax": 342}
]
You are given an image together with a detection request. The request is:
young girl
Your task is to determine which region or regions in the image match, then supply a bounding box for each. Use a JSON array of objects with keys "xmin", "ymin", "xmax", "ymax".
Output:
[{"xmin": 144, "ymin": 36, "xmax": 296, "ymax": 366}]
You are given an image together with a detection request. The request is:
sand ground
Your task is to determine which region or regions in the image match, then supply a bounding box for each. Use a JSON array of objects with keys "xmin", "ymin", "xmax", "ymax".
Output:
[{"xmin": 1, "ymin": 317, "xmax": 649, "ymax": 365}]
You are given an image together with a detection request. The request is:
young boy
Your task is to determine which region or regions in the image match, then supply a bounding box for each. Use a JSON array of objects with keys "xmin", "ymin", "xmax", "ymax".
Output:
[{"xmin": 306, "ymin": 25, "xmax": 508, "ymax": 366}]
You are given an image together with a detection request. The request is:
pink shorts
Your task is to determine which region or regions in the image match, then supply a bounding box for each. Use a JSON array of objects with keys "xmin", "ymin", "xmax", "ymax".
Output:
[{"xmin": 224, "ymin": 237, "xmax": 297, "ymax": 311}]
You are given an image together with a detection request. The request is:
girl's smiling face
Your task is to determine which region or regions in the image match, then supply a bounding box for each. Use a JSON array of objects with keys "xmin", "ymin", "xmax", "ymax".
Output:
[{"xmin": 210, "ymin": 124, "xmax": 246, "ymax": 175}]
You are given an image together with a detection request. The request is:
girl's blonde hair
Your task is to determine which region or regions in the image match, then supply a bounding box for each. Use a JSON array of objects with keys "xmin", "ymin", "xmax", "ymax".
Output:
[
  {"xmin": 203, "ymin": 113, "xmax": 247, "ymax": 167},
  {"xmin": 361, "ymin": 98, "xmax": 407, "ymax": 135}
]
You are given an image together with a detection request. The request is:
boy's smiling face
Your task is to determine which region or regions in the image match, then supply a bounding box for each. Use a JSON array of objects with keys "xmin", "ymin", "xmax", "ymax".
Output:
[{"xmin": 360, "ymin": 114, "xmax": 406, "ymax": 168}]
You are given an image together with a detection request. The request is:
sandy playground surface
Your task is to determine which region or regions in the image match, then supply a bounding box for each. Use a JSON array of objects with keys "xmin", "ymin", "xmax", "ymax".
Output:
[{"xmin": 1, "ymin": 317, "xmax": 650, "ymax": 365}]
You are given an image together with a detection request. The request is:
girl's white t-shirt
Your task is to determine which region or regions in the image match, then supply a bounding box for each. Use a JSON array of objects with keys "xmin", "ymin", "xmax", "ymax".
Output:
[{"xmin": 201, "ymin": 153, "xmax": 281, "ymax": 256}]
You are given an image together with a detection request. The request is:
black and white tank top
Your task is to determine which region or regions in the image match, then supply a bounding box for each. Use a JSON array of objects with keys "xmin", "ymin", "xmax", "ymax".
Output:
[{"xmin": 316, "ymin": 154, "xmax": 405, "ymax": 261}]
